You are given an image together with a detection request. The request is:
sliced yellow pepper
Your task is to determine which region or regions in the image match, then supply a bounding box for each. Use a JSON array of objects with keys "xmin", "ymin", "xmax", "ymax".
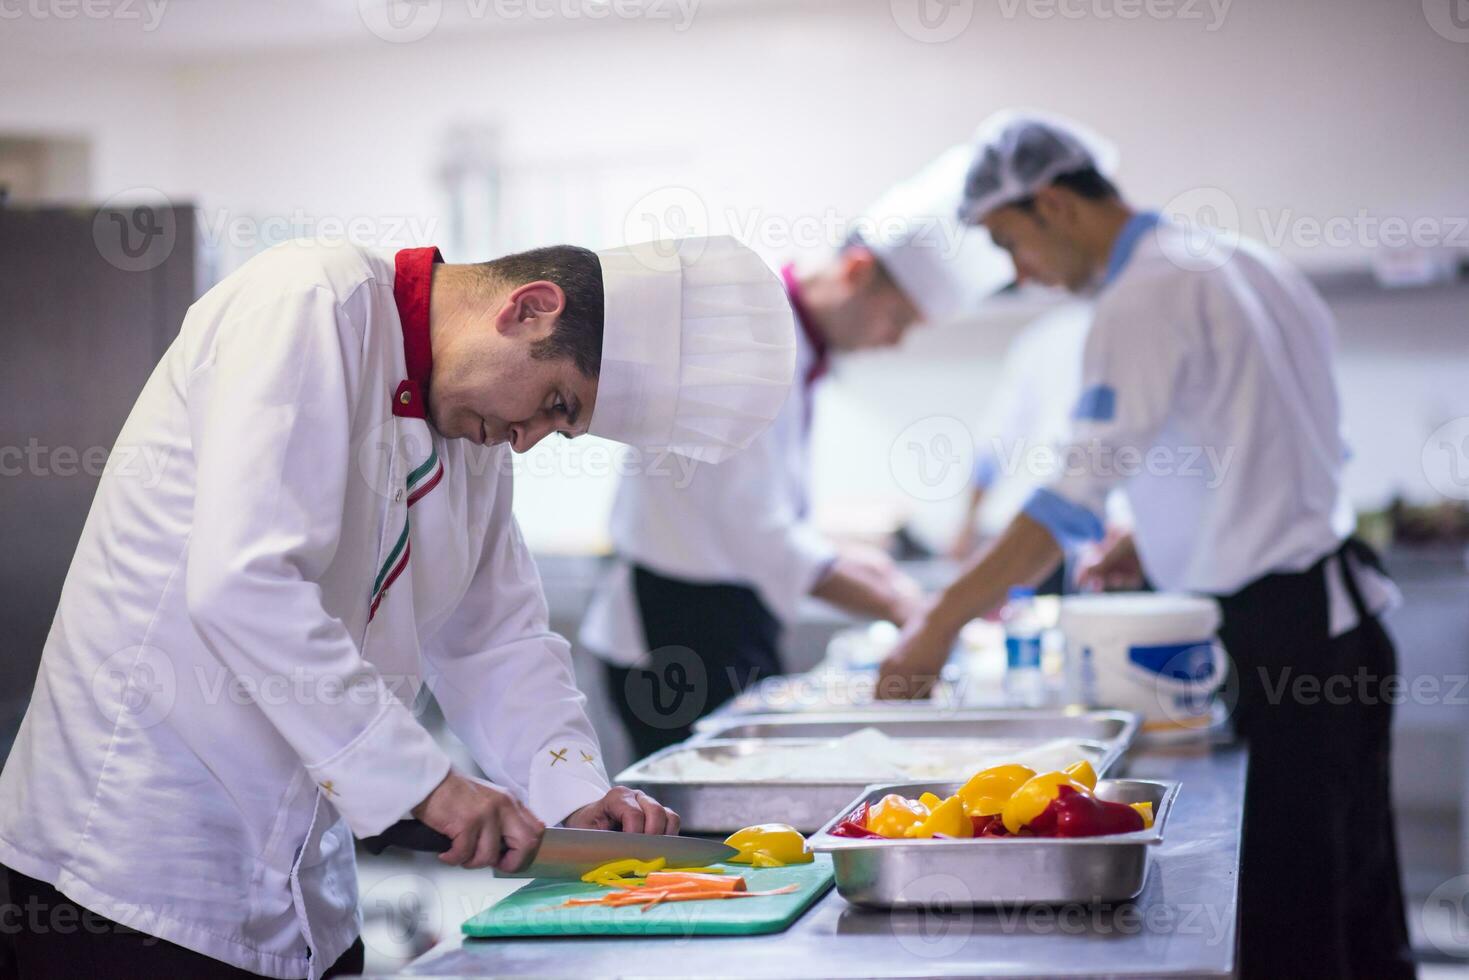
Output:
[
  {"xmin": 581, "ymin": 856, "xmax": 666, "ymax": 884},
  {"xmin": 1130, "ymin": 801, "xmax": 1155, "ymax": 829},
  {"xmin": 1064, "ymin": 760, "xmax": 1098, "ymax": 791},
  {"xmin": 1001, "ymin": 770, "xmax": 1091, "ymax": 835},
  {"xmin": 917, "ymin": 792, "xmax": 944, "ymax": 811},
  {"xmin": 865, "ymin": 794, "xmax": 930, "ymax": 839},
  {"xmin": 956, "ymin": 764, "xmax": 1036, "ymax": 817},
  {"xmin": 905, "ymin": 794, "xmax": 974, "ymax": 839},
  {"xmin": 724, "ymin": 823, "xmax": 814, "ymax": 866}
]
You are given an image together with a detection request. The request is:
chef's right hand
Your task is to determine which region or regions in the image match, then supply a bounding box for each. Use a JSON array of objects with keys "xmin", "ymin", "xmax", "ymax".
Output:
[{"xmin": 412, "ymin": 770, "xmax": 545, "ymax": 872}]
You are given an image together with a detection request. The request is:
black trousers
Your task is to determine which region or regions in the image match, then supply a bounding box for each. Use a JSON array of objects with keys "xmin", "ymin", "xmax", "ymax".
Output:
[
  {"xmin": 1217, "ymin": 540, "xmax": 1414, "ymax": 979},
  {"xmin": 2, "ymin": 866, "xmax": 364, "ymax": 980},
  {"xmin": 604, "ymin": 564, "xmax": 783, "ymax": 761}
]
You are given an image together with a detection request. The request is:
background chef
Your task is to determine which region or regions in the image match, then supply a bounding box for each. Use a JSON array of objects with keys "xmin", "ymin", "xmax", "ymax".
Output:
[
  {"xmin": 0, "ymin": 234, "xmax": 795, "ymax": 979},
  {"xmin": 879, "ymin": 112, "xmax": 1412, "ymax": 979},
  {"xmin": 581, "ymin": 149, "xmax": 1010, "ymax": 759}
]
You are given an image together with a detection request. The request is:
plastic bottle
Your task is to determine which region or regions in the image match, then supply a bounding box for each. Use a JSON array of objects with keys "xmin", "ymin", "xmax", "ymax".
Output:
[{"xmin": 1002, "ymin": 586, "xmax": 1047, "ymax": 708}]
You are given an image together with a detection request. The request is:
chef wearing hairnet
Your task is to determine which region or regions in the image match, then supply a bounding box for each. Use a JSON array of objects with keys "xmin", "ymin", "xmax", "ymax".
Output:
[
  {"xmin": 582, "ymin": 151, "xmax": 1010, "ymax": 759},
  {"xmin": 0, "ymin": 234, "xmax": 794, "ymax": 978},
  {"xmin": 880, "ymin": 112, "xmax": 1412, "ymax": 978}
]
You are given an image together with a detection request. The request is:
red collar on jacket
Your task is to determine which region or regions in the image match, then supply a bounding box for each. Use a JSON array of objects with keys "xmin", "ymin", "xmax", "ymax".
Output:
[{"xmin": 391, "ymin": 246, "xmax": 444, "ymax": 419}]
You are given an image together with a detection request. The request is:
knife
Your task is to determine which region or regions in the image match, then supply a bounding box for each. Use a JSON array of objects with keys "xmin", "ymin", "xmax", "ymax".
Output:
[{"xmin": 361, "ymin": 819, "xmax": 738, "ymax": 880}]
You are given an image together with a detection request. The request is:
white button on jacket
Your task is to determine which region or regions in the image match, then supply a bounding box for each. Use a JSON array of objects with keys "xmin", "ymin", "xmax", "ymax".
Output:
[{"xmin": 0, "ymin": 241, "xmax": 609, "ymax": 978}]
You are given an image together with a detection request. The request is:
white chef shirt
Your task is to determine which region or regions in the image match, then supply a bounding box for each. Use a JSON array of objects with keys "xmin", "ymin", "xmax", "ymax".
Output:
[
  {"xmin": 580, "ymin": 267, "xmax": 836, "ymax": 666},
  {"xmin": 1022, "ymin": 214, "xmax": 1395, "ymax": 633},
  {"xmin": 0, "ymin": 241, "xmax": 609, "ymax": 978}
]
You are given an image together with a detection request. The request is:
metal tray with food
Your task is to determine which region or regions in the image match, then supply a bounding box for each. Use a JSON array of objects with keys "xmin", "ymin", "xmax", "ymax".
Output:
[
  {"xmin": 614, "ymin": 710, "xmax": 1139, "ymax": 834},
  {"xmin": 699, "ymin": 671, "xmax": 973, "ymax": 721},
  {"xmin": 809, "ymin": 777, "xmax": 1179, "ymax": 907}
]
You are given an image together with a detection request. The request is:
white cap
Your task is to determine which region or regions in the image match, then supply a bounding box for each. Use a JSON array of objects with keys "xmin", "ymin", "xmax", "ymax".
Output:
[
  {"xmin": 589, "ymin": 235, "xmax": 796, "ymax": 464},
  {"xmin": 958, "ymin": 110, "xmax": 1121, "ymax": 225},
  {"xmin": 854, "ymin": 145, "xmax": 1015, "ymax": 323}
]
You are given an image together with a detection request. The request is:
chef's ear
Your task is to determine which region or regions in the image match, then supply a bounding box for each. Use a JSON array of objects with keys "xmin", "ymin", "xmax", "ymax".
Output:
[
  {"xmin": 1032, "ymin": 184, "xmax": 1077, "ymax": 228},
  {"xmin": 496, "ymin": 280, "xmax": 566, "ymax": 336}
]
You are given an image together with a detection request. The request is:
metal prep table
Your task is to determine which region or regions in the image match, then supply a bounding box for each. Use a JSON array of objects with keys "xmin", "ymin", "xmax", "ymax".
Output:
[{"xmin": 396, "ymin": 740, "xmax": 1244, "ymax": 979}]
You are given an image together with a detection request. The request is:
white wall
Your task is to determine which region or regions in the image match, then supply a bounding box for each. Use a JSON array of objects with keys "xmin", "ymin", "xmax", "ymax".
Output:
[{"xmin": 4, "ymin": 0, "xmax": 1466, "ymax": 548}]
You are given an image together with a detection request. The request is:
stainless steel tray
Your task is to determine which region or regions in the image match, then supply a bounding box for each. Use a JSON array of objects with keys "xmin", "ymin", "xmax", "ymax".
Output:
[
  {"xmin": 809, "ymin": 777, "xmax": 1179, "ymax": 907},
  {"xmin": 699, "ymin": 672, "xmax": 973, "ymax": 721},
  {"xmin": 616, "ymin": 710, "xmax": 1139, "ymax": 834}
]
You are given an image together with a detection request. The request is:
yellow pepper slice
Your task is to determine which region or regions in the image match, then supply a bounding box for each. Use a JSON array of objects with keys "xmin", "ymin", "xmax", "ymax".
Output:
[
  {"xmin": 956, "ymin": 764, "xmax": 1036, "ymax": 817},
  {"xmin": 724, "ymin": 823, "xmax": 814, "ymax": 866},
  {"xmin": 1064, "ymin": 760, "xmax": 1098, "ymax": 791},
  {"xmin": 917, "ymin": 792, "xmax": 944, "ymax": 810},
  {"xmin": 1130, "ymin": 802, "xmax": 1155, "ymax": 829},
  {"xmin": 905, "ymin": 794, "xmax": 974, "ymax": 839},
  {"xmin": 1001, "ymin": 771, "xmax": 1091, "ymax": 835},
  {"xmin": 865, "ymin": 794, "xmax": 930, "ymax": 839},
  {"xmin": 581, "ymin": 856, "xmax": 666, "ymax": 884}
]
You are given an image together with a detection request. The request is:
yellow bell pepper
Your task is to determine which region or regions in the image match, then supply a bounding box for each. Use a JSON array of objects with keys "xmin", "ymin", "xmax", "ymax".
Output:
[
  {"xmin": 1001, "ymin": 770, "xmax": 1091, "ymax": 835},
  {"xmin": 905, "ymin": 794, "xmax": 974, "ymax": 838},
  {"xmin": 865, "ymin": 794, "xmax": 930, "ymax": 838},
  {"xmin": 580, "ymin": 856, "xmax": 666, "ymax": 884},
  {"xmin": 1130, "ymin": 801, "xmax": 1155, "ymax": 829},
  {"xmin": 917, "ymin": 792, "xmax": 944, "ymax": 811},
  {"xmin": 1064, "ymin": 760, "xmax": 1098, "ymax": 791},
  {"xmin": 956, "ymin": 764, "xmax": 1036, "ymax": 816},
  {"xmin": 724, "ymin": 823, "xmax": 813, "ymax": 866}
]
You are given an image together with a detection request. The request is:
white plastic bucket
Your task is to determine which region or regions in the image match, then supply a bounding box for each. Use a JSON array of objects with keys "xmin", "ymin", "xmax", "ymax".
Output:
[{"xmin": 1058, "ymin": 592, "xmax": 1225, "ymax": 726}]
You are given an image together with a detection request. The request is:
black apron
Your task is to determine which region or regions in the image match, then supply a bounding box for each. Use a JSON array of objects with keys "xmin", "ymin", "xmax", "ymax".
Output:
[
  {"xmin": 1216, "ymin": 538, "xmax": 1414, "ymax": 979},
  {"xmin": 603, "ymin": 564, "xmax": 782, "ymax": 761}
]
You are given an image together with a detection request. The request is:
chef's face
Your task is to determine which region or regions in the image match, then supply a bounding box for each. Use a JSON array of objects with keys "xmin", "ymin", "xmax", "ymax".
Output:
[
  {"xmin": 827, "ymin": 249, "xmax": 924, "ymax": 351},
  {"xmin": 428, "ymin": 280, "xmax": 598, "ymax": 453},
  {"xmin": 983, "ymin": 191, "xmax": 1095, "ymax": 293}
]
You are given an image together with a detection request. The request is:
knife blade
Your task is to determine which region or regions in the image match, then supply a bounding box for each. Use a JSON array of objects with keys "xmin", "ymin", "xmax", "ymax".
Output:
[{"xmin": 360, "ymin": 819, "xmax": 738, "ymax": 880}]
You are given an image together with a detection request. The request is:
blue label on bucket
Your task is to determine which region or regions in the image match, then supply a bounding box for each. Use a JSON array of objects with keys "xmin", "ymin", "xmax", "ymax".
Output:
[{"xmin": 1128, "ymin": 641, "xmax": 1215, "ymax": 682}]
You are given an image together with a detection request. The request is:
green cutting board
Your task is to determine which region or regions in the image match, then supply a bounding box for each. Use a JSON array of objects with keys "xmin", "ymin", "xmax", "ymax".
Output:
[{"xmin": 461, "ymin": 857, "xmax": 834, "ymax": 938}]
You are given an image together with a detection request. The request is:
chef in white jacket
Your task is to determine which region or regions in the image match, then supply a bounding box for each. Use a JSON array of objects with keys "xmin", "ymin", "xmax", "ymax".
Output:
[
  {"xmin": 879, "ymin": 113, "xmax": 1412, "ymax": 978},
  {"xmin": 581, "ymin": 150, "xmax": 1010, "ymax": 758},
  {"xmin": 0, "ymin": 234, "xmax": 794, "ymax": 978}
]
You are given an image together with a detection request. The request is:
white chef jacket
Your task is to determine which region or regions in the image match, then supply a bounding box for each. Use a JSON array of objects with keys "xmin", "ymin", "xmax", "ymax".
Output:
[
  {"xmin": 1023, "ymin": 213, "xmax": 1394, "ymax": 634},
  {"xmin": 0, "ymin": 241, "xmax": 609, "ymax": 978},
  {"xmin": 580, "ymin": 266, "xmax": 836, "ymax": 666}
]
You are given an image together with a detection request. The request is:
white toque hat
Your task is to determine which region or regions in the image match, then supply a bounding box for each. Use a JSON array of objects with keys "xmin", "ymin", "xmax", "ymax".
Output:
[
  {"xmin": 854, "ymin": 145, "xmax": 1015, "ymax": 323},
  {"xmin": 588, "ymin": 235, "xmax": 797, "ymax": 464},
  {"xmin": 958, "ymin": 109, "xmax": 1121, "ymax": 225}
]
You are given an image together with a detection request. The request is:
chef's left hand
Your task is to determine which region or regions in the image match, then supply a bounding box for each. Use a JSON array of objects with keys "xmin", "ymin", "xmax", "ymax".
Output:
[
  {"xmin": 565, "ymin": 787, "xmax": 681, "ymax": 835},
  {"xmin": 877, "ymin": 604, "xmax": 957, "ymax": 701}
]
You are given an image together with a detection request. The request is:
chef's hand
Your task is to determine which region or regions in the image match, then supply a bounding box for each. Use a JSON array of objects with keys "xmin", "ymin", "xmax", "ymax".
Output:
[
  {"xmin": 876, "ymin": 601, "xmax": 957, "ymax": 701},
  {"xmin": 564, "ymin": 787, "xmax": 681, "ymax": 836},
  {"xmin": 412, "ymin": 770, "xmax": 545, "ymax": 872},
  {"xmin": 1076, "ymin": 530, "xmax": 1143, "ymax": 592}
]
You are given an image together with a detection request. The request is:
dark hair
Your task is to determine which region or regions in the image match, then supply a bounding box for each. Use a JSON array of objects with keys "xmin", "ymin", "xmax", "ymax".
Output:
[
  {"xmin": 480, "ymin": 244, "xmax": 604, "ymax": 378},
  {"xmin": 1012, "ymin": 167, "xmax": 1119, "ymax": 212}
]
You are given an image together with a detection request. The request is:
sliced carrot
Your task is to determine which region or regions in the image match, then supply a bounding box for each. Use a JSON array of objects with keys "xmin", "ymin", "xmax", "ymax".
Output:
[{"xmin": 643, "ymin": 872, "xmax": 745, "ymax": 892}]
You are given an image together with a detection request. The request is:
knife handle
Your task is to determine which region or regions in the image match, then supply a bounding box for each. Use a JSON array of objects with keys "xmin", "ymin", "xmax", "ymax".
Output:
[{"xmin": 360, "ymin": 819, "xmax": 453, "ymax": 856}]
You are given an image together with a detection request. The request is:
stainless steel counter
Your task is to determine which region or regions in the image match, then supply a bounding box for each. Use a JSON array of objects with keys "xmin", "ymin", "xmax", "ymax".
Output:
[{"xmin": 398, "ymin": 740, "xmax": 1243, "ymax": 979}]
